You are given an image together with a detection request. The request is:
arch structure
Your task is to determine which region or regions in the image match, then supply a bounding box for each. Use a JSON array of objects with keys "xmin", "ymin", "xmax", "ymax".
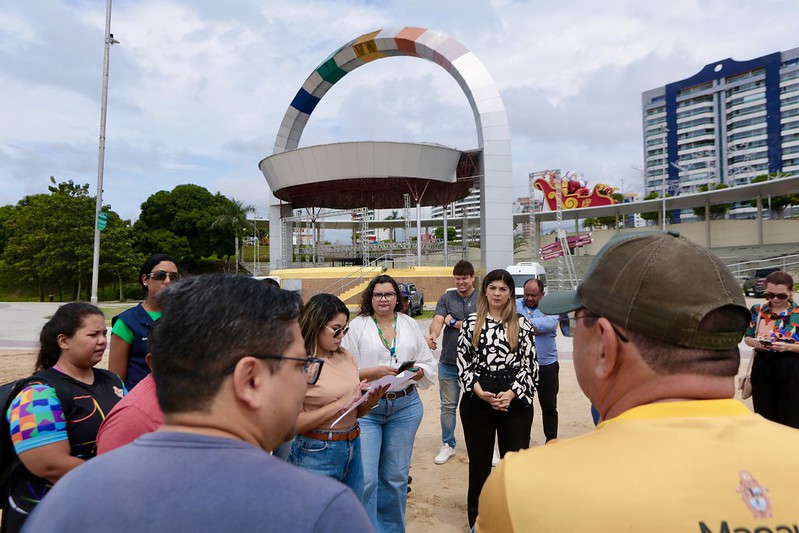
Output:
[{"xmin": 262, "ymin": 26, "xmax": 513, "ymax": 271}]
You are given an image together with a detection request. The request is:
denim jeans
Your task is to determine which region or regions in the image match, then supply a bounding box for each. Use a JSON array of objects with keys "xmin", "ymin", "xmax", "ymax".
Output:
[
  {"xmin": 359, "ymin": 390, "xmax": 424, "ymax": 533},
  {"xmin": 438, "ymin": 361, "xmax": 461, "ymax": 448},
  {"xmin": 289, "ymin": 433, "xmax": 365, "ymax": 501}
]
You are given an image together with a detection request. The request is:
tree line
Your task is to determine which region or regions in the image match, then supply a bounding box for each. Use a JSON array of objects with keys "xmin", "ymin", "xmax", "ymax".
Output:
[{"xmin": 0, "ymin": 178, "xmax": 256, "ymax": 301}]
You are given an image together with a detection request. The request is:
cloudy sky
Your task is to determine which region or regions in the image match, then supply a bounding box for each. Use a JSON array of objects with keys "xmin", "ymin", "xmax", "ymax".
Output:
[{"xmin": 1, "ymin": 0, "xmax": 797, "ymax": 222}]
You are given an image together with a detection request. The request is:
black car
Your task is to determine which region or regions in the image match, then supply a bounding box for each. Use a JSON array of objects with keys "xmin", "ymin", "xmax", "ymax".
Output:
[{"xmin": 742, "ymin": 267, "xmax": 780, "ymax": 296}]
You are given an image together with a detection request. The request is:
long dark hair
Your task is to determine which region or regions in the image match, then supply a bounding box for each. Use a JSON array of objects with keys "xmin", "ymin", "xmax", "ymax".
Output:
[
  {"xmin": 35, "ymin": 303, "xmax": 104, "ymax": 373},
  {"xmin": 300, "ymin": 294, "xmax": 350, "ymax": 357},
  {"xmin": 358, "ymin": 275, "xmax": 402, "ymax": 316},
  {"xmin": 140, "ymin": 253, "xmax": 177, "ymax": 296}
]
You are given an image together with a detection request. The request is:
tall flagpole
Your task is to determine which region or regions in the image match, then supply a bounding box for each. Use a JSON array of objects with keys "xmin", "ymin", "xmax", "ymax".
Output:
[{"xmin": 90, "ymin": 0, "xmax": 119, "ymax": 304}]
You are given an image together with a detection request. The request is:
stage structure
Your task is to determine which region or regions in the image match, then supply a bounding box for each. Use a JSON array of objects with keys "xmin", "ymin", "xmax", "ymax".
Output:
[{"xmin": 259, "ymin": 27, "xmax": 513, "ymax": 271}]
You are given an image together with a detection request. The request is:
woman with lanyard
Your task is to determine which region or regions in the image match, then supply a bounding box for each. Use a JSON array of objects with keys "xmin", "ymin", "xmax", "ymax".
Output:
[
  {"xmin": 457, "ymin": 269, "xmax": 538, "ymax": 529},
  {"xmin": 109, "ymin": 253, "xmax": 179, "ymax": 390},
  {"xmin": 342, "ymin": 274, "xmax": 436, "ymax": 533},
  {"xmin": 743, "ymin": 270, "xmax": 799, "ymax": 428}
]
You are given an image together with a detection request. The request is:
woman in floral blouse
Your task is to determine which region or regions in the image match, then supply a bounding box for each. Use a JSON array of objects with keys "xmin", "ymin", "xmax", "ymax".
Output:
[
  {"xmin": 457, "ymin": 269, "xmax": 538, "ymax": 528},
  {"xmin": 744, "ymin": 270, "xmax": 799, "ymax": 428}
]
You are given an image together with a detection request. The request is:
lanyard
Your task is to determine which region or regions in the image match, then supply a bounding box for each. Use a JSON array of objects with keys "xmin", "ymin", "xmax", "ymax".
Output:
[{"xmin": 373, "ymin": 314, "xmax": 398, "ymax": 364}]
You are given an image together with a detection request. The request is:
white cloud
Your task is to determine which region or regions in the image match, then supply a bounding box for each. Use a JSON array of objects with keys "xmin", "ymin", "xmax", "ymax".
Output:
[{"xmin": 1, "ymin": 0, "xmax": 798, "ymax": 221}]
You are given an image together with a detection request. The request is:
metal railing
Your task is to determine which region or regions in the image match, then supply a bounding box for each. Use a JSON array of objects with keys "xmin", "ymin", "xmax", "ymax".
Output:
[
  {"xmin": 316, "ymin": 255, "xmax": 391, "ymax": 296},
  {"xmin": 727, "ymin": 254, "xmax": 799, "ymax": 281}
]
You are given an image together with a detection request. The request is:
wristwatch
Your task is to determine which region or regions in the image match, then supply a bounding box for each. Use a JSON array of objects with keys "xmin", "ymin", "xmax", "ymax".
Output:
[{"xmin": 449, "ymin": 318, "xmax": 457, "ymax": 327}]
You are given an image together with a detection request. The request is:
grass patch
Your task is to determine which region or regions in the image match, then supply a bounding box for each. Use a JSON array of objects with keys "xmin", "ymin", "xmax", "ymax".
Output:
[
  {"xmin": 98, "ymin": 303, "xmax": 136, "ymax": 326},
  {"xmin": 414, "ymin": 310, "xmax": 435, "ymax": 320}
]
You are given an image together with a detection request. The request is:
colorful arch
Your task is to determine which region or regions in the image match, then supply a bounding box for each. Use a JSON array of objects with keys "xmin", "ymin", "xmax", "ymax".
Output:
[{"xmin": 267, "ymin": 27, "xmax": 513, "ymax": 271}]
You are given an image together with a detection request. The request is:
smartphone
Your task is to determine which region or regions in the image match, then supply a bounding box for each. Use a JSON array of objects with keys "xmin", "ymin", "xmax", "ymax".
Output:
[
  {"xmin": 760, "ymin": 339, "xmax": 773, "ymax": 347},
  {"xmin": 397, "ymin": 360, "xmax": 418, "ymax": 373}
]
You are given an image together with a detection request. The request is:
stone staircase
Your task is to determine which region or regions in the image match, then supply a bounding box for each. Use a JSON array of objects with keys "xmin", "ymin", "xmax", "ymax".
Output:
[{"xmin": 338, "ymin": 280, "xmax": 371, "ymax": 305}]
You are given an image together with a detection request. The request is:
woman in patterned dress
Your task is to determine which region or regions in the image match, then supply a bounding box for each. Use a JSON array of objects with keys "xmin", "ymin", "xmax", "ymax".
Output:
[{"xmin": 457, "ymin": 269, "xmax": 539, "ymax": 528}]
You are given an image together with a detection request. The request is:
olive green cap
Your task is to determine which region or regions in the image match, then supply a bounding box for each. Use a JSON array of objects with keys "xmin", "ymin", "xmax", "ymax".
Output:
[{"xmin": 539, "ymin": 231, "xmax": 749, "ymax": 350}]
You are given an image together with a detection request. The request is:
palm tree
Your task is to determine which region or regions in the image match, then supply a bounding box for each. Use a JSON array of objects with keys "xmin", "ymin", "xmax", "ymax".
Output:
[
  {"xmin": 385, "ymin": 210, "xmax": 402, "ymax": 241},
  {"xmin": 213, "ymin": 198, "xmax": 255, "ymax": 274}
]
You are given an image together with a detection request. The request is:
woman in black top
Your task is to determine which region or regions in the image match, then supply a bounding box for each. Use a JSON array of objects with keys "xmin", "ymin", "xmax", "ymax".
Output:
[
  {"xmin": 4, "ymin": 303, "xmax": 125, "ymax": 532},
  {"xmin": 457, "ymin": 269, "xmax": 538, "ymax": 528}
]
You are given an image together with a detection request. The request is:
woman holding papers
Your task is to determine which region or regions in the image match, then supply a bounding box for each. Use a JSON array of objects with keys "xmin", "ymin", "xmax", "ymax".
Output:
[
  {"xmin": 289, "ymin": 294, "xmax": 385, "ymax": 501},
  {"xmin": 457, "ymin": 269, "xmax": 538, "ymax": 528},
  {"xmin": 342, "ymin": 274, "xmax": 437, "ymax": 532}
]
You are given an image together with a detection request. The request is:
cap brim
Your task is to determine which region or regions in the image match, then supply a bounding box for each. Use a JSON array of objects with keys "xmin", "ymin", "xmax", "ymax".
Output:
[{"xmin": 539, "ymin": 290, "xmax": 582, "ymax": 315}]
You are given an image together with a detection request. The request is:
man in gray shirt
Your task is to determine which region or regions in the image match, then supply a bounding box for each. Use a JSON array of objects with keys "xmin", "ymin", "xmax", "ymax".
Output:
[{"xmin": 427, "ymin": 260, "xmax": 478, "ymax": 465}]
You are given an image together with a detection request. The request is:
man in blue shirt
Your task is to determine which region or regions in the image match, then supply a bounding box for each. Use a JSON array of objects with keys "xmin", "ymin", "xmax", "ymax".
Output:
[{"xmin": 516, "ymin": 278, "xmax": 560, "ymax": 442}]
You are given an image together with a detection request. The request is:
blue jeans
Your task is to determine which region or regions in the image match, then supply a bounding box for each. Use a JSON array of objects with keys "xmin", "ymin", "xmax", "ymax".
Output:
[
  {"xmin": 360, "ymin": 390, "xmax": 423, "ymax": 533},
  {"xmin": 289, "ymin": 433, "xmax": 365, "ymax": 502},
  {"xmin": 438, "ymin": 361, "xmax": 460, "ymax": 448}
]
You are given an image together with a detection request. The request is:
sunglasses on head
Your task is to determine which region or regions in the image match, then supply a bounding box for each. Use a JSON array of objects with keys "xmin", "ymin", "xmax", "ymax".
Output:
[
  {"xmin": 148, "ymin": 270, "xmax": 181, "ymax": 281},
  {"xmin": 763, "ymin": 292, "xmax": 790, "ymax": 300},
  {"xmin": 324, "ymin": 325, "xmax": 349, "ymax": 338}
]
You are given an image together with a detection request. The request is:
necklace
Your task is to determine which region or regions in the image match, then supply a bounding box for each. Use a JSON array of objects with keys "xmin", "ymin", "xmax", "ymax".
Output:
[{"xmin": 373, "ymin": 314, "xmax": 398, "ymax": 365}]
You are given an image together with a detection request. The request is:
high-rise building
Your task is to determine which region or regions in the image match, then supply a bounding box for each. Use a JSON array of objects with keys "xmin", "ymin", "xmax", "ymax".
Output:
[{"xmin": 642, "ymin": 47, "xmax": 799, "ymax": 204}]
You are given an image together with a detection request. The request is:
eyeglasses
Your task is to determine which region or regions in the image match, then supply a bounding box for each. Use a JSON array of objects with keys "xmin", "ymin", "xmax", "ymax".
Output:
[
  {"xmin": 148, "ymin": 270, "xmax": 181, "ymax": 281},
  {"xmin": 324, "ymin": 325, "xmax": 349, "ymax": 338},
  {"xmin": 565, "ymin": 310, "xmax": 629, "ymax": 343},
  {"xmin": 223, "ymin": 354, "xmax": 324, "ymax": 385},
  {"xmin": 763, "ymin": 292, "xmax": 790, "ymax": 300},
  {"xmin": 372, "ymin": 292, "xmax": 397, "ymax": 300}
]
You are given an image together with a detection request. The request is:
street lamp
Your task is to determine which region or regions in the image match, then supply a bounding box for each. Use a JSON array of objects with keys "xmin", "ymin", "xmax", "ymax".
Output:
[{"xmin": 90, "ymin": 0, "xmax": 119, "ymax": 304}]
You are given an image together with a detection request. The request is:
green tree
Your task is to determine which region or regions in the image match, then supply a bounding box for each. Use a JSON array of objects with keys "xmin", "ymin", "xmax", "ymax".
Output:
[
  {"xmin": 212, "ymin": 198, "xmax": 255, "ymax": 273},
  {"xmin": 640, "ymin": 191, "xmax": 673, "ymax": 223},
  {"xmin": 433, "ymin": 226, "xmax": 457, "ymax": 242},
  {"xmin": 385, "ymin": 210, "xmax": 402, "ymax": 242},
  {"xmin": 1, "ymin": 177, "xmax": 135, "ymax": 301},
  {"xmin": 99, "ymin": 212, "xmax": 143, "ymax": 300},
  {"xmin": 749, "ymin": 173, "xmax": 799, "ymax": 218},
  {"xmin": 133, "ymin": 184, "xmax": 232, "ymax": 264},
  {"xmin": 692, "ymin": 183, "xmax": 731, "ymax": 220}
]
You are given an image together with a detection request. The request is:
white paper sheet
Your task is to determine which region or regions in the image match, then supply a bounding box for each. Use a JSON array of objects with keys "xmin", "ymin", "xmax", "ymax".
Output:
[{"xmin": 330, "ymin": 370, "xmax": 419, "ymax": 427}]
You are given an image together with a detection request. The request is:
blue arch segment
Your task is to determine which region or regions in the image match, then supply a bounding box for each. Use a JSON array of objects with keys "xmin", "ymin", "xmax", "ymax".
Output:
[{"xmin": 291, "ymin": 88, "xmax": 320, "ymax": 116}]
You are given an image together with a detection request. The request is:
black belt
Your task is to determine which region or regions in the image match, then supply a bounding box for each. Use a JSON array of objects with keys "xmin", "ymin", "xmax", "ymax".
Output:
[{"xmin": 383, "ymin": 384, "xmax": 416, "ymax": 400}]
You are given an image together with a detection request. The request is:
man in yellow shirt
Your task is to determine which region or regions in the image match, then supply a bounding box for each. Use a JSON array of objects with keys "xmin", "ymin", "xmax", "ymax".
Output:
[{"xmin": 476, "ymin": 232, "xmax": 799, "ymax": 532}]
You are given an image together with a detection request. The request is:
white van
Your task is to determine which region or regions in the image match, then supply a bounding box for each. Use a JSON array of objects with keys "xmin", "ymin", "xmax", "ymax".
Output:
[{"xmin": 506, "ymin": 262, "xmax": 547, "ymax": 298}]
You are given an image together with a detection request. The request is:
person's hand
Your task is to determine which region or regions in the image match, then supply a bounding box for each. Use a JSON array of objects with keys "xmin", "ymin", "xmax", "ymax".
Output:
[
  {"xmin": 364, "ymin": 384, "xmax": 389, "ymax": 409},
  {"xmin": 474, "ymin": 383, "xmax": 496, "ymax": 404},
  {"xmin": 491, "ymin": 390, "xmax": 516, "ymax": 412},
  {"xmin": 772, "ymin": 341, "xmax": 796, "ymax": 353},
  {"xmin": 757, "ymin": 337, "xmax": 774, "ymax": 350},
  {"xmin": 411, "ymin": 367, "xmax": 425, "ymax": 382},
  {"xmin": 373, "ymin": 366, "xmax": 398, "ymax": 378},
  {"xmin": 426, "ymin": 334, "xmax": 438, "ymax": 350}
]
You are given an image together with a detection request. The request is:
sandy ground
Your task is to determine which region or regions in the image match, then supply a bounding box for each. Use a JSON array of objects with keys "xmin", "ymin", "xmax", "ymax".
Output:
[{"xmin": 0, "ymin": 347, "xmax": 753, "ymax": 532}]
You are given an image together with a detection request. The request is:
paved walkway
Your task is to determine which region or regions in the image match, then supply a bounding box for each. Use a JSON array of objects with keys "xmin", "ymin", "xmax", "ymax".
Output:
[{"xmin": 0, "ymin": 302, "xmax": 65, "ymax": 349}]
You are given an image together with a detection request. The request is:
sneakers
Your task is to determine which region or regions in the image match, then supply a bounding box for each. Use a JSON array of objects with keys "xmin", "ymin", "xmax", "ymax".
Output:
[
  {"xmin": 434, "ymin": 444, "xmax": 456, "ymax": 465},
  {"xmin": 492, "ymin": 450, "xmax": 500, "ymax": 467}
]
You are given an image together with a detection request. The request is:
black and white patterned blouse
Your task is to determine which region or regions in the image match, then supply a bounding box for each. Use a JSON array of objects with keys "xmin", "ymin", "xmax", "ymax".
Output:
[{"xmin": 456, "ymin": 313, "xmax": 538, "ymax": 405}]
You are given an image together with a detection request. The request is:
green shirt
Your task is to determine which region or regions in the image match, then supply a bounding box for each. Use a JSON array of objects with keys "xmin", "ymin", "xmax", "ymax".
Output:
[{"xmin": 111, "ymin": 308, "xmax": 162, "ymax": 344}]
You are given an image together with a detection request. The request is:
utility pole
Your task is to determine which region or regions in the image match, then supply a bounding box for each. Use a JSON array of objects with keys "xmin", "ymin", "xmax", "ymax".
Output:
[{"xmin": 90, "ymin": 0, "xmax": 119, "ymax": 304}]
